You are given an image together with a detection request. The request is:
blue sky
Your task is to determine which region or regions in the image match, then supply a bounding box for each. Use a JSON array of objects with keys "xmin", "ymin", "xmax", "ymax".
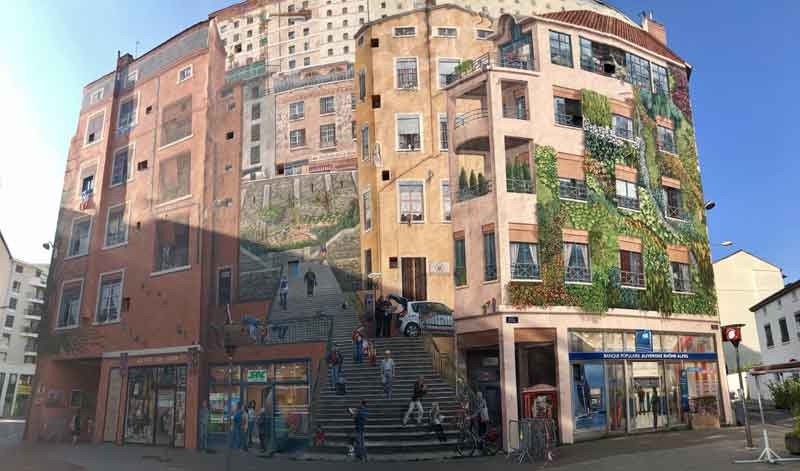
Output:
[{"xmin": 0, "ymin": 1, "xmax": 797, "ymax": 283}]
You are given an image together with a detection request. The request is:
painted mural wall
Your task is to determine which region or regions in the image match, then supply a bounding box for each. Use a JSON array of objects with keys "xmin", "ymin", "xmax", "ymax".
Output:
[
  {"xmin": 238, "ymin": 171, "xmax": 361, "ymax": 302},
  {"xmin": 509, "ymin": 66, "xmax": 716, "ymax": 316}
]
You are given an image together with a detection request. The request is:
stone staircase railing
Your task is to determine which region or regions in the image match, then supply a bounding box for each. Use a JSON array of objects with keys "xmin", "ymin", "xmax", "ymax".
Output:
[{"xmin": 422, "ymin": 333, "xmax": 477, "ymax": 406}]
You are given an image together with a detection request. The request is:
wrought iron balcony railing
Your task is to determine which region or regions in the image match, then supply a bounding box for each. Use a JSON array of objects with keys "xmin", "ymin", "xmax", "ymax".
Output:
[
  {"xmin": 555, "ymin": 112, "xmax": 582, "ymax": 128},
  {"xmin": 454, "ymin": 108, "xmax": 489, "ymax": 129},
  {"xmin": 457, "ymin": 181, "xmax": 493, "ymax": 202},
  {"xmin": 507, "ymin": 178, "xmax": 534, "ymax": 194},
  {"xmin": 559, "ymin": 180, "xmax": 588, "ymax": 201},
  {"xmin": 620, "ymin": 270, "xmax": 646, "ymax": 288},
  {"xmin": 565, "ymin": 266, "xmax": 592, "ymax": 283},
  {"xmin": 511, "ymin": 262, "xmax": 541, "ymax": 280},
  {"xmin": 616, "ymin": 195, "xmax": 640, "ymax": 210},
  {"xmin": 444, "ymin": 52, "xmax": 534, "ymax": 86}
]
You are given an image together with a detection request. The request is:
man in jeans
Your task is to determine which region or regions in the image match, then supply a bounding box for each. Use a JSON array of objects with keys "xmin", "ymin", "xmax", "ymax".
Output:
[
  {"xmin": 402, "ymin": 376, "xmax": 427, "ymax": 426},
  {"xmin": 380, "ymin": 350, "xmax": 395, "ymax": 400},
  {"xmin": 198, "ymin": 400, "xmax": 209, "ymax": 452},
  {"xmin": 327, "ymin": 345, "xmax": 343, "ymax": 390},
  {"xmin": 351, "ymin": 400, "xmax": 368, "ymax": 462}
]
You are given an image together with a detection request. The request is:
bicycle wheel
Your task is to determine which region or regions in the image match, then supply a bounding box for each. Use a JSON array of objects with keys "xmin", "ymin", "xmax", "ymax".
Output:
[
  {"xmin": 456, "ymin": 430, "xmax": 476, "ymax": 457},
  {"xmin": 482, "ymin": 438, "xmax": 499, "ymax": 456}
]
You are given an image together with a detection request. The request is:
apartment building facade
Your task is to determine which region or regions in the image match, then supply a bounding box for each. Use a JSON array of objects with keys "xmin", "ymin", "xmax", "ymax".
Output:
[
  {"xmin": 354, "ymin": 5, "xmax": 494, "ymax": 307},
  {"xmin": 748, "ymin": 280, "xmax": 800, "ymax": 399},
  {"xmin": 354, "ymin": 3, "xmax": 732, "ymax": 447}
]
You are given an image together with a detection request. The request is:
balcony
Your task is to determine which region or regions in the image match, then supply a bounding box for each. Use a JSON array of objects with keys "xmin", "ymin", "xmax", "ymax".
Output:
[
  {"xmin": 444, "ymin": 52, "xmax": 534, "ymax": 87},
  {"xmin": 555, "ymin": 112, "xmax": 583, "ymax": 128},
  {"xmin": 565, "ymin": 266, "xmax": 592, "ymax": 283},
  {"xmin": 273, "ymin": 64, "xmax": 354, "ymax": 93},
  {"xmin": 621, "ymin": 270, "xmax": 645, "ymax": 288},
  {"xmin": 20, "ymin": 326, "xmax": 39, "ymax": 338},
  {"xmin": 507, "ymin": 178, "xmax": 534, "ymax": 194},
  {"xmin": 616, "ymin": 195, "xmax": 640, "ymax": 211},
  {"xmin": 511, "ymin": 262, "xmax": 541, "ymax": 281},
  {"xmin": 559, "ymin": 180, "xmax": 588, "ymax": 202},
  {"xmin": 26, "ymin": 291, "xmax": 45, "ymax": 304},
  {"xmin": 453, "ymin": 108, "xmax": 490, "ymax": 153},
  {"xmin": 24, "ymin": 307, "xmax": 43, "ymax": 320},
  {"xmin": 457, "ymin": 179, "xmax": 492, "ymax": 202},
  {"xmin": 31, "ymin": 277, "xmax": 47, "ymax": 288}
]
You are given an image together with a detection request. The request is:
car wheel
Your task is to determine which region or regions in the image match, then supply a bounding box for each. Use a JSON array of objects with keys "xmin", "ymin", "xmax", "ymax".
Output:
[{"xmin": 404, "ymin": 323, "xmax": 421, "ymax": 337}]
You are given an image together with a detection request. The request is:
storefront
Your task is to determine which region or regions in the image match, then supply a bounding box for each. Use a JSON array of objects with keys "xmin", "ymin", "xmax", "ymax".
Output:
[
  {"xmin": 569, "ymin": 330, "xmax": 721, "ymax": 439},
  {"xmin": 123, "ymin": 365, "xmax": 188, "ymax": 447},
  {"xmin": 207, "ymin": 359, "xmax": 310, "ymax": 450}
]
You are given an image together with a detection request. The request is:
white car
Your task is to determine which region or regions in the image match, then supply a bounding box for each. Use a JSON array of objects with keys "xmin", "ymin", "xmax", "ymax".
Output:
[{"xmin": 389, "ymin": 295, "xmax": 455, "ymax": 337}]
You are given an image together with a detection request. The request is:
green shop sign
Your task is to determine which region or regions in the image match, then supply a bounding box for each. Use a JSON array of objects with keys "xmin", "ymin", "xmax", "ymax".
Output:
[{"xmin": 247, "ymin": 369, "xmax": 268, "ymax": 383}]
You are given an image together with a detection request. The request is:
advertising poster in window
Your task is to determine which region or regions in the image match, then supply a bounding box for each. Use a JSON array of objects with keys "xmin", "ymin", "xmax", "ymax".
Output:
[{"xmin": 572, "ymin": 362, "xmax": 606, "ymax": 431}]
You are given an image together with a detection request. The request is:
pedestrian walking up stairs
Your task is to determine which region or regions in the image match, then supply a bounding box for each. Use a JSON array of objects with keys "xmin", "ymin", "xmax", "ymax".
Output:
[{"xmin": 310, "ymin": 299, "xmax": 463, "ymax": 459}]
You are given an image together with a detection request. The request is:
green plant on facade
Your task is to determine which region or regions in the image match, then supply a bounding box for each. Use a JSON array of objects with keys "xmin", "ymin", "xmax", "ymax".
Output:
[{"xmin": 509, "ymin": 86, "xmax": 716, "ymax": 316}]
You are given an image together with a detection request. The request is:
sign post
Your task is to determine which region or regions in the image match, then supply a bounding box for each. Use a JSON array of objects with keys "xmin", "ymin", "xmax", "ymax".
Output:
[{"xmin": 722, "ymin": 324, "xmax": 753, "ymax": 449}]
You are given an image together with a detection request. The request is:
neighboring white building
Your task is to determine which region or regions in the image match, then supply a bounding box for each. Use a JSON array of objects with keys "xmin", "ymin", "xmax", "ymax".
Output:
[
  {"xmin": 0, "ymin": 239, "xmax": 47, "ymax": 417},
  {"xmin": 713, "ymin": 250, "xmax": 784, "ymax": 373},
  {"xmin": 748, "ymin": 279, "xmax": 800, "ymax": 400}
]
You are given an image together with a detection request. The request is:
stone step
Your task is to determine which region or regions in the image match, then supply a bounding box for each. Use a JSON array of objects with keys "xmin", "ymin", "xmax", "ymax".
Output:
[{"xmin": 312, "ymin": 439, "xmax": 459, "ymax": 454}]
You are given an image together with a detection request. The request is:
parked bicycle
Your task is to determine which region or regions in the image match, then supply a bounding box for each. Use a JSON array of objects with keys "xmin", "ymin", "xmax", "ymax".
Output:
[{"xmin": 455, "ymin": 404, "xmax": 500, "ymax": 457}]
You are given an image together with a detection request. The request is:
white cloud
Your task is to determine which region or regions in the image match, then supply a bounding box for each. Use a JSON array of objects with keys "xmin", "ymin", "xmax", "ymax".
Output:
[{"xmin": 0, "ymin": 69, "xmax": 65, "ymax": 264}]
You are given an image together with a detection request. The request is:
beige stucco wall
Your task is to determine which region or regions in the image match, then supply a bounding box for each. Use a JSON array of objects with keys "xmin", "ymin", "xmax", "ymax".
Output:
[{"xmin": 714, "ymin": 251, "xmax": 784, "ymax": 371}]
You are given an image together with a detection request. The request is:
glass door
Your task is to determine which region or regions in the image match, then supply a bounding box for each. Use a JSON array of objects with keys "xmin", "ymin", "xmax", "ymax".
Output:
[
  {"xmin": 664, "ymin": 362, "xmax": 687, "ymax": 427},
  {"xmin": 628, "ymin": 362, "xmax": 667, "ymax": 431},
  {"xmin": 155, "ymin": 366, "xmax": 176, "ymax": 446},
  {"xmin": 571, "ymin": 361, "xmax": 607, "ymax": 433},
  {"xmin": 606, "ymin": 362, "xmax": 627, "ymax": 433}
]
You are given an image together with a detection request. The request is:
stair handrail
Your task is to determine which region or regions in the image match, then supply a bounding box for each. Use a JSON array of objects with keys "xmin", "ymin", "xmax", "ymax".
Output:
[
  {"xmin": 422, "ymin": 333, "xmax": 478, "ymax": 407},
  {"xmin": 309, "ymin": 308, "xmax": 336, "ymax": 440}
]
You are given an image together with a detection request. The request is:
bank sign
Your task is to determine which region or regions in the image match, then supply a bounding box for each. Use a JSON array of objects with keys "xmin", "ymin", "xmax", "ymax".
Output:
[{"xmin": 569, "ymin": 351, "xmax": 718, "ymax": 361}]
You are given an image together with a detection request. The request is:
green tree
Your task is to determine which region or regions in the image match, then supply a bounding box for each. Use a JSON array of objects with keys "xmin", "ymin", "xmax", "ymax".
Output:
[
  {"xmin": 478, "ymin": 172, "xmax": 489, "ymax": 195},
  {"xmin": 469, "ymin": 170, "xmax": 478, "ymax": 193},
  {"xmin": 459, "ymin": 168, "xmax": 468, "ymax": 192}
]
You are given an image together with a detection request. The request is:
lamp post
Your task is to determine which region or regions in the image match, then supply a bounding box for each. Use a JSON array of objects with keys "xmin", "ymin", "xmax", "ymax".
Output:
[
  {"xmin": 721, "ymin": 323, "xmax": 753, "ymax": 448},
  {"xmin": 224, "ymin": 336, "xmax": 237, "ymax": 471}
]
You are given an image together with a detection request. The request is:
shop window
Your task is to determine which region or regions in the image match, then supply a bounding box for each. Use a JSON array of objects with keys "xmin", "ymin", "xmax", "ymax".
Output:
[
  {"xmin": 154, "ymin": 214, "xmax": 190, "ymax": 273},
  {"xmin": 569, "ymin": 331, "xmax": 603, "ymax": 352},
  {"xmin": 603, "ymin": 332, "xmax": 623, "ymax": 351},
  {"xmin": 158, "ymin": 152, "xmax": 191, "ymax": 203},
  {"xmin": 125, "ymin": 366, "xmax": 187, "ymax": 446},
  {"xmin": 571, "ymin": 361, "xmax": 606, "ymax": 432},
  {"xmin": 160, "ymin": 96, "xmax": 192, "ymax": 147}
]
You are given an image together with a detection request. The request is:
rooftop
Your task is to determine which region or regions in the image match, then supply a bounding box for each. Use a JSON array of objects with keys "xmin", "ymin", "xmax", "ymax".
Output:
[{"xmin": 750, "ymin": 279, "xmax": 800, "ymax": 312}]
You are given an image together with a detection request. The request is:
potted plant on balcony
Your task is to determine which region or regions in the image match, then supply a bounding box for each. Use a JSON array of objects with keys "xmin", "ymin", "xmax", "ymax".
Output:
[{"xmin": 786, "ymin": 408, "xmax": 800, "ymax": 455}]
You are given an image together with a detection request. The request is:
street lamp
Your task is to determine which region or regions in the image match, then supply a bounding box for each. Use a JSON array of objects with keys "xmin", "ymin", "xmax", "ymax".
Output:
[
  {"xmin": 721, "ymin": 324, "xmax": 753, "ymax": 448},
  {"xmin": 720, "ymin": 241, "xmax": 733, "ymax": 247},
  {"xmin": 704, "ymin": 200, "xmax": 716, "ymax": 210}
]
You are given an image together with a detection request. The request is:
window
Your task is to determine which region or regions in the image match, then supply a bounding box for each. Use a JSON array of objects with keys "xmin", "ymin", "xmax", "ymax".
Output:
[
  {"xmin": 249, "ymin": 146, "xmax": 261, "ymax": 165},
  {"xmin": 564, "ymin": 242, "xmax": 591, "ymax": 283},
  {"xmin": 436, "ymin": 27, "xmax": 457, "ymax": 38},
  {"xmin": 795, "ymin": 312, "xmax": 800, "ymax": 340},
  {"xmin": 327, "ymin": 22, "xmax": 333, "ymax": 30},
  {"xmin": 290, "ymin": 129, "xmax": 306, "ymax": 148},
  {"xmin": 11, "ymin": 281, "xmax": 20, "ymax": 292},
  {"xmin": 251, "ymin": 123, "xmax": 261, "ymax": 142},
  {"xmin": 664, "ymin": 187, "xmax": 685, "ymax": 220},
  {"xmin": 394, "ymin": 27, "xmax": 415, "ymax": 37},
  {"xmin": 363, "ymin": 190, "xmax": 372, "ymax": 231},
  {"xmin": 85, "ymin": 111, "xmax": 105, "ymax": 145},
  {"xmin": 304, "ymin": 57, "xmax": 311, "ymax": 69},
  {"xmin": 288, "ymin": 45, "xmax": 296, "ymax": 54},
  {"xmin": 359, "ymin": 68, "xmax": 366, "ymax": 100},
  {"xmin": 251, "ymin": 103, "xmax": 261, "ymax": 120},
  {"xmin": 441, "ymin": 180, "xmax": 451, "ymax": 222},
  {"xmin": 104, "ymin": 204, "xmax": 128, "ymax": 247},
  {"xmin": 289, "ymin": 60, "xmax": 296, "ymax": 69},
  {"xmin": 554, "ymin": 96, "xmax": 582, "ymax": 127},
  {"xmin": 15, "ymin": 265, "xmax": 23, "ymax": 274},
  {"xmin": 158, "ymin": 152, "xmax": 191, "ymax": 203},
  {"xmin": 96, "ymin": 271, "xmax": 123, "ymax": 324},
  {"xmin": 111, "ymin": 146, "xmax": 132, "ymax": 186},
  {"xmin": 154, "ymin": 214, "xmax": 190, "ymax": 272},
  {"xmin": 343, "ymin": 33, "xmax": 349, "ymax": 41},
  {"xmin": 396, "ymin": 114, "xmax": 421, "ymax": 151},
  {"xmin": 288, "ymin": 31, "xmax": 295, "ymax": 40},
  {"xmin": 117, "ymin": 96, "xmax": 138, "ymax": 129},
  {"xmin": 657, "ymin": 126, "xmax": 677, "ymax": 153},
  {"xmin": 68, "ymin": 217, "xmax": 92, "ymax": 257},
  {"xmin": 233, "ymin": 20, "xmax": 239, "ymax": 28},
  {"xmin": 433, "ymin": 112, "xmax": 449, "ymax": 154},
  {"xmin": 615, "ymin": 179, "xmax": 639, "ymax": 210},
  {"xmin": 289, "ymin": 101, "xmax": 304, "ymax": 120},
  {"xmin": 626, "ymin": 53, "xmax": 651, "ymax": 90},
  {"xmin": 438, "ymin": 58, "xmax": 460, "ymax": 88},
  {"xmin": 779, "ymin": 318, "xmax": 790, "ymax": 343},
  {"xmin": 217, "ymin": 268, "xmax": 232, "ymax": 306},
  {"xmin": 613, "ymin": 114, "xmax": 633, "ymax": 140},
  {"xmin": 764, "ymin": 323, "xmax": 775, "ymax": 348},
  {"xmin": 233, "ymin": 33, "xmax": 240, "ymax": 42},
  {"xmin": 57, "ymin": 281, "xmax": 83, "ymax": 329},
  {"xmin": 398, "ymin": 181, "xmax": 424, "ymax": 223},
  {"xmin": 320, "ymin": 96, "xmax": 335, "ymax": 115},
  {"xmin": 559, "ymin": 178, "xmax": 587, "ymax": 201},
  {"xmin": 342, "ymin": 7, "xmax": 347, "ymax": 13},
  {"xmin": 0, "ymin": 334, "xmax": 9, "ymax": 348},
  {"xmin": 361, "ymin": 125, "xmax": 369, "ymax": 161},
  {"xmin": 328, "ymin": 48, "xmax": 334, "ymax": 56},
  {"xmin": 454, "ymin": 239, "xmax": 466, "ymax": 286},
  {"xmin": 620, "ymin": 250, "xmax": 645, "ymax": 287},
  {"xmin": 161, "ymin": 96, "xmax": 192, "ymax": 147},
  {"xmin": 178, "ymin": 65, "xmax": 193, "ymax": 83},
  {"xmin": 549, "ymin": 31, "xmax": 573, "ymax": 67},
  {"xmin": 80, "ymin": 170, "xmax": 95, "ymax": 197},
  {"xmin": 90, "ymin": 88, "xmax": 104, "ymax": 104},
  {"xmin": 247, "ymin": 30, "xmax": 253, "ymax": 38},
  {"xmin": 24, "ymin": 355, "xmax": 34, "ymax": 364},
  {"xmin": 351, "ymin": 94, "xmax": 357, "ymax": 111},
  {"xmin": 671, "ymin": 262, "xmax": 691, "ymax": 293},
  {"xmin": 326, "ymin": 9, "xmax": 332, "ymax": 16},
  {"xmin": 483, "ymin": 232, "xmax": 497, "ymax": 281},
  {"xmin": 320, "ymin": 124, "xmax": 336, "ymax": 148},
  {"xmin": 652, "ymin": 64, "xmax": 669, "ymax": 96},
  {"xmin": 511, "ymin": 242, "xmax": 540, "ymax": 280},
  {"xmin": 476, "ymin": 29, "xmax": 493, "ymax": 39},
  {"xmin": 396, "ymin": 58, "xmax": 418, "ymax": 89},
  {"xmin": 7, "ymin": 298, "xmax": 16, "ymax": 311}
]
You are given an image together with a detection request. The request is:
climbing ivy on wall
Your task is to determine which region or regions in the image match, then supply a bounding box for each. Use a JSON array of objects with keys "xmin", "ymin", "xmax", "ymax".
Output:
[{"xmin": 508, "ymin": 85, "xmax": 717, "ymax": 316}]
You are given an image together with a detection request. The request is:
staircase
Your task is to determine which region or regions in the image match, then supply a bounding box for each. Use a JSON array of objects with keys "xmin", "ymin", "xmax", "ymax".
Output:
[{"xmin": 310, "ymin": 288, "xmax": 462, "ymax": 459}]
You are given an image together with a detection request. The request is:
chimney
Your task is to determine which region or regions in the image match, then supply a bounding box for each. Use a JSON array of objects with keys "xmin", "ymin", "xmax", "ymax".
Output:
[
  {"xmin": 641, "ymin": 11, "xmax": 667, "ymax": 45},
  {"xmin": 116, "ymin": 52, "xmax": 135, "ymax": 70}
]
